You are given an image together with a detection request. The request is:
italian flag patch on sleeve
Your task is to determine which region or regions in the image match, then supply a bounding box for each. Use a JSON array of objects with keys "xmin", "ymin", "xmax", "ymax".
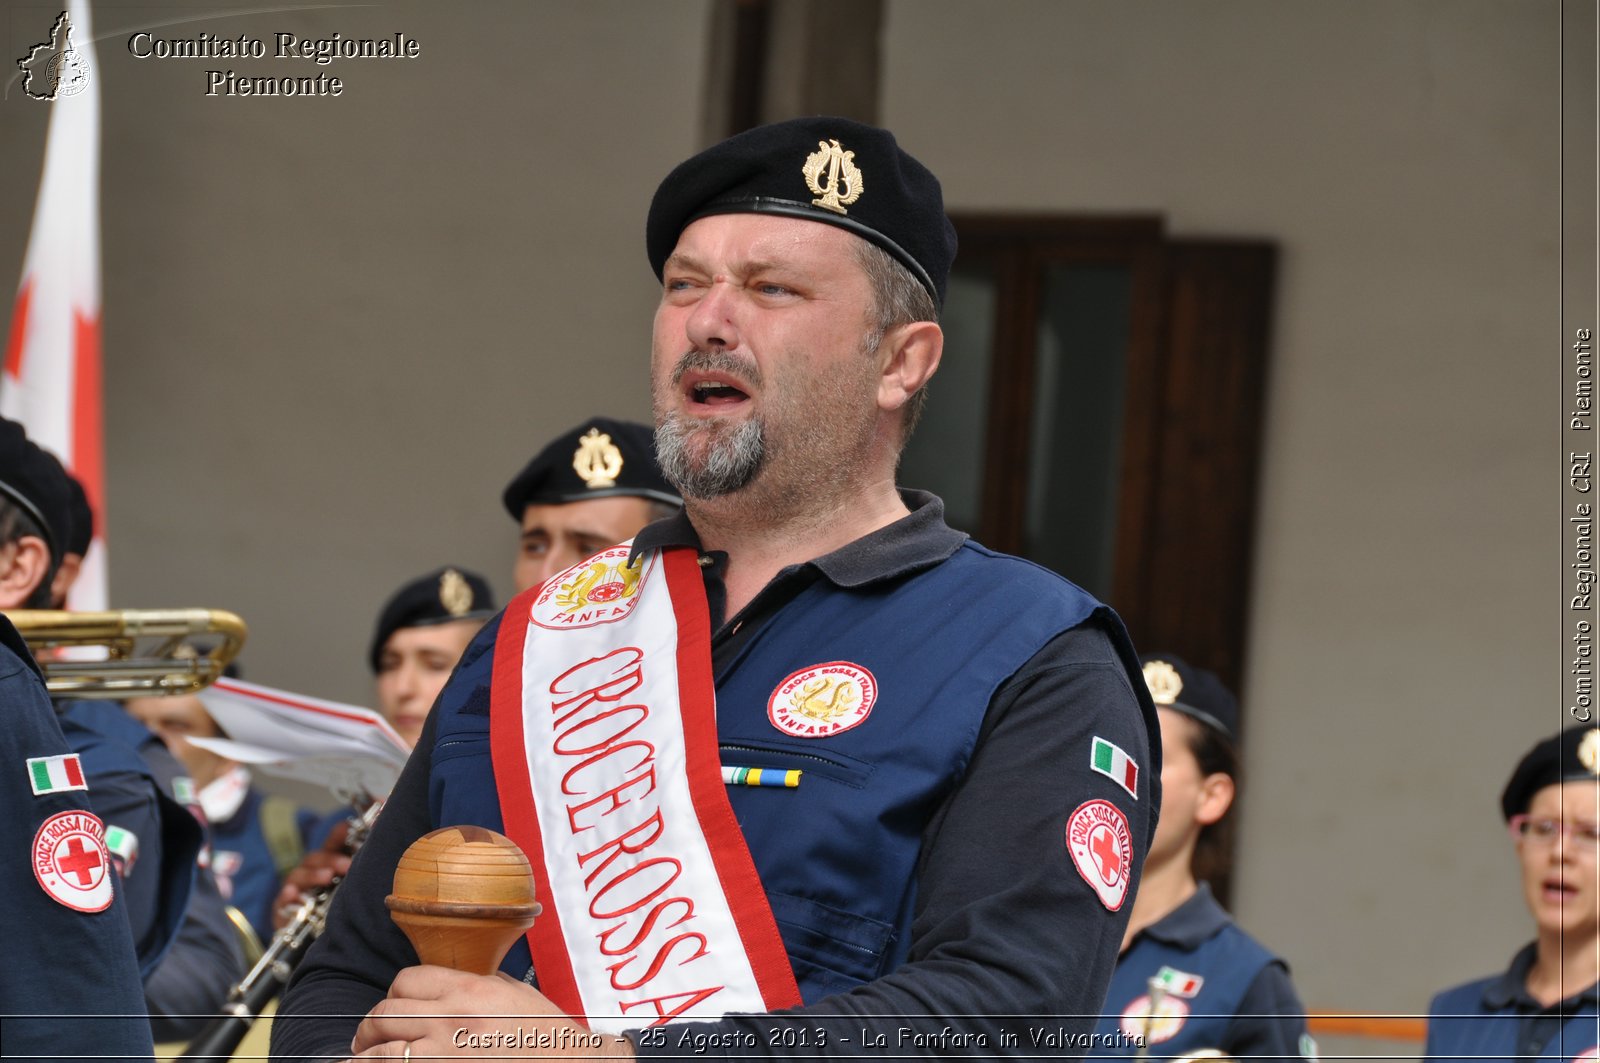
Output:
[
  {"xmin": 1091, "ymin": 737, "xmax": 1138, "ymax": 799},
  {"xmin": 28, "ymin": 754, "xmax": 87, "ymax": 796}
]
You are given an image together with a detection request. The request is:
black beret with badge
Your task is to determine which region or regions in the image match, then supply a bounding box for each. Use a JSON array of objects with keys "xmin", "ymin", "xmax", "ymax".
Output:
[
  {"xmin": 1500, "ymin": 724, "xmax": 1600, "ymax": 821},
  {"xmin": 368, "ymin": 566, "xmax": 497, "ymax": 673},
  {"xmin": 501, "ymin": 417, "xmax": 681, "ymax": 521},
  {"xmin": 0, "ymin": 416, "xmax": 70, "ymax": 566},
  {"xmin": 1140, "ymin": 653, "xmax": 1240, "ymax": 741},
  {"xmin": 646, "ymin": 115, "xmax": 959, "ymax": 309}
]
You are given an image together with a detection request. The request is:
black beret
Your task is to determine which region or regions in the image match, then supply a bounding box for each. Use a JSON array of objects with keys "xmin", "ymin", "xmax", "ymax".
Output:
[
  {"xmin": 1500, "ymin": 725, "xmax": 1600, "ymax": 820},
  {"xmin": 647, "ymin": 116, "xmax": 958, "ymax": 309},
  {"xmin": 1140, "ymin": 653, "xmax": 1239, "ymax": 741},
  {"xmin": 368, "ymin": 566, "xmax": 496, "ymax": 673},
  {"xmin": 501, "ymin": 417, "xmax": 680, "ymax": 521},
  {"xmin": 0, "ymin": 417, "xmax": 68, "ymax": 565}
]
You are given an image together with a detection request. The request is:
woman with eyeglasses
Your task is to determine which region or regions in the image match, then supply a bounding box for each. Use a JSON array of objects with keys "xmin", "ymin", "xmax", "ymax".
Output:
[
  {"xmin": 1424, "ymin": 725, "xmax": 1600, "ymax": 1063},
  {"xmin": 1088, "ymin": 655, "xmax": 1312, "ymax": 1062}
]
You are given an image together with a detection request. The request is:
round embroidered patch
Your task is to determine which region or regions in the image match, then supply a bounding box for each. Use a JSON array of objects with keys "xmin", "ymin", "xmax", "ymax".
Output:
[
  {"xmin": 767, "ymin": 661, "xmax": 878, "ymax": 738},
  {"xmin": 530, "ymin": 547, "xmax": 653, "ymax": 630},
  {"xmin": 1119, "ymin": 993, "xmax": 1189, "ymax": 1043},
  {"xmin": 1065, "ymin": 798, "xmax": 1133, "ymax": 911},
  {"xmin": 33, "ymin": 810, "xmax": 113, "ymax": 913}
]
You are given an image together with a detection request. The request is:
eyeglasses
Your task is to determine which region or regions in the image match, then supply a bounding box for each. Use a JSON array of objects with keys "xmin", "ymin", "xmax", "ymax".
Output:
[{"xmin": 1509, "ymin": 815, "xmax": 1600, "ymax": 852}]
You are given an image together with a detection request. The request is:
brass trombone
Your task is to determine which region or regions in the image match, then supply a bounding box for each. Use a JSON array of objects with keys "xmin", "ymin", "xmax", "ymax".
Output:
[{"xmin": 8, "ymin": 608, "xmax": 247, "ymax": 698}]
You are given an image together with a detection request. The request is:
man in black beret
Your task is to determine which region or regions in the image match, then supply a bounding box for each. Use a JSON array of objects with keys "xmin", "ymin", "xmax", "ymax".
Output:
[
  {"xmin": 502, "ymin": 418, "xmax": 681, "ymax": 593},
  {"xmin": 279, "ymin": 117, "xmax": 1157, "ymax": 1062},
  {"xmin": 1425, "ymin": 725, "xmax": 1600, "ymax": 1063},
  {"xmin": 0, "ymin": 417, "xmax": 157, "ymax": 1059}
]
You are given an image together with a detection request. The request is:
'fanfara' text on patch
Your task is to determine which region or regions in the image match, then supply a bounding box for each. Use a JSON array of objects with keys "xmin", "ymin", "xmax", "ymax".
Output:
[{"xmin": 767, "ymin": 661, "xmax": 877, "ymax": 738}]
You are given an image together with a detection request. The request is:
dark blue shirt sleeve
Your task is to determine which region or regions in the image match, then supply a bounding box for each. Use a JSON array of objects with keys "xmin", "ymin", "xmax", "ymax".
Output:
[{"xmin": 0, "ymin": 635, "xmax": 155, "ymax": 1062}]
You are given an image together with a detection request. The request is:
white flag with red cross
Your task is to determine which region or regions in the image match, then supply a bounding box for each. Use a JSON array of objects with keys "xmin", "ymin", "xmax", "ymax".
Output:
[{"xmin": 3, "ymin": 0, "xmax": 106, "ymax": 609}]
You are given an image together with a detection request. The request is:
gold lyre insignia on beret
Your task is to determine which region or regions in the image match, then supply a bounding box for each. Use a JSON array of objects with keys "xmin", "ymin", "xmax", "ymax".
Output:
[
  {"xmin": 439, "ymin": 568, "xmax": 473, "ymax": 617},
  {"xmin": 1580, "ymin": 728, "xmax": 1600, "ymax": 775},
  {"xmin": 1142, "ymin": 660, "xmax": 1183, "ymax": 707},
  {"xmin": 803, "ymin": 139, "xmax": 864, "ymax": 216},
  {"xmin": 572, "ymin": 428, "xmax": 623, "ymax": 489}
]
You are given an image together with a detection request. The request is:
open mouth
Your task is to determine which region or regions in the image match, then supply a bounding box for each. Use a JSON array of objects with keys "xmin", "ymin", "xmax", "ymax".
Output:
[
  {"xmin": 683, "ymin": 372, "xmax": 752, "ymax": 408},
  {"xmin": 1542, "ymin": 877, "xmax": 1578, "ymax": 904}
]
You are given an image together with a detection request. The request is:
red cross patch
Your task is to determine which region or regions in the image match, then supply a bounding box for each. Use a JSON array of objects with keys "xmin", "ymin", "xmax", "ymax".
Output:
[
  {"xmin": 1065, "ymin": 799, "xmax": 1134, "ymax": 910},
  {"xmin": 33, "ymin": 809, "xmax": 114, "ymax": 913}
]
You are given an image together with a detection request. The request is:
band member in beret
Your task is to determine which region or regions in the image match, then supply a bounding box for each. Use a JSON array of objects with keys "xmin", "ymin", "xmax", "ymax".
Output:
[
  {"xmin": 1091, "ymin": 655, "xmax": 1310, "ymax": 1062},
  {"xmin": 367, "ymin": 566, "xmax": 497, "ymax": 747},
  {"xmin": 503, "ymin": 417, "xmax": 682, "ymax": 593},
  {"xmin": 274, "ymin": 117, "xmax": 1157, "ymax": 1061},
  {"xmin": 0, "ymin": 418, "xmax": 155, "ymax": 1060},
  {"xmin": 1424, "ymin": 725, "xmax": 1600, "ymax": 1063}
]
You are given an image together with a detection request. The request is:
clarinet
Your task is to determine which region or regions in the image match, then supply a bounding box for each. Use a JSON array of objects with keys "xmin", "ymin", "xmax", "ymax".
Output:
[{"xmin": 178, "ymin": 798, "xmax": 382, "ymax": 1061}]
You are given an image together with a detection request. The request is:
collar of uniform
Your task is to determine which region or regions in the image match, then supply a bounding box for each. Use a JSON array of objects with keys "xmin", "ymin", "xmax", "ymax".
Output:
[
  {"xmin": 1483, "ymin": 943, "xmax": 1600, "ymax": 1010},
  {"xmin": 1138, "ymin": 882, "xmax": 1233, "ymax": 950},
  {"xmin": 629, "ymin": 489, "xmax": 966, "ymax": 587}
]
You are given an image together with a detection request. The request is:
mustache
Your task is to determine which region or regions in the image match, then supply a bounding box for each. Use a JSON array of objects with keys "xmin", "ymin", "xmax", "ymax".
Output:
[{"xmin": 670, "ymin": 348, "xmax": 762, "ymax": 389}]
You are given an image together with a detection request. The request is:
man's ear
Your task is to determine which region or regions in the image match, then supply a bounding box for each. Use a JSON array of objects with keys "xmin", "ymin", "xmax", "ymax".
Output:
[
  {"xmin": 0, "ymin": 535, "xmax": 51, "ymax": 610},
  {"xmin": 877, "ymin": 321, "xmax": 943, "ymax": 414}
]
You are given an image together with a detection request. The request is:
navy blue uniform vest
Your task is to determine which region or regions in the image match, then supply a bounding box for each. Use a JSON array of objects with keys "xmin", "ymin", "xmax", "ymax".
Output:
[
  {"xmin": 1427, "ymin": 947, "xmax": 1600, "ymax": 1063},
  {"xmin": 429, "ymin": 541, "xmax": 1128, "ymax": 1002},
  {"xmin": 1093, "ymin": 904, "xmax": 1288, "ymax": 1059}
]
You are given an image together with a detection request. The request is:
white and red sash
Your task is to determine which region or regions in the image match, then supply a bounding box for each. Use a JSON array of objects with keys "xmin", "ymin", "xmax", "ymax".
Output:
[{"xmin": 490, "ymin": 543, "xmax": 802, "ymax": 1032}]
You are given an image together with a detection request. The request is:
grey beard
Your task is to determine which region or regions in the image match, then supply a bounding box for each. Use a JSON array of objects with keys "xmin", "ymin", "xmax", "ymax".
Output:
[{"xmin": 654, "ymin": 413, "xmax": 766, "ymax": 499}]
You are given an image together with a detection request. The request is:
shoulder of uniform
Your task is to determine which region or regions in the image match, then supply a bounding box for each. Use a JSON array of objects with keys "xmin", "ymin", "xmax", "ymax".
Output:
[{"xmin": 950, "ymin": 539, "xmax": 1104, "ymax": 601}]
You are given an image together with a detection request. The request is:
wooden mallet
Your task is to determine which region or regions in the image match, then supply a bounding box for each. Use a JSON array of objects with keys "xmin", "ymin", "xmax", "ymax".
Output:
[{"xmin": 385, "ymin": 826, "xmax": 541, "ymax": 976}]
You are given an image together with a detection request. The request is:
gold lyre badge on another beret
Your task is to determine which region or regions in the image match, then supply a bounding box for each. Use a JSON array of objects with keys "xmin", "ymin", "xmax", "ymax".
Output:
[
  {"xmin": 1580, "ymin": 728, "xmax": 1600, "ymax": 775},
  {"xmin": 572, "ymin": 428, "xmax": 623, "ymax": 489},
  {"xmin": 439, "ymin": 568, "xmax": 474, "ymax": 617},
  {"xmin": 1142, "ymin": 660, "xmax": 1183, "ymax": 707},
  {"xmin": 803, "ymin": 138, "xmax": 864, "ymax": 216}
]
